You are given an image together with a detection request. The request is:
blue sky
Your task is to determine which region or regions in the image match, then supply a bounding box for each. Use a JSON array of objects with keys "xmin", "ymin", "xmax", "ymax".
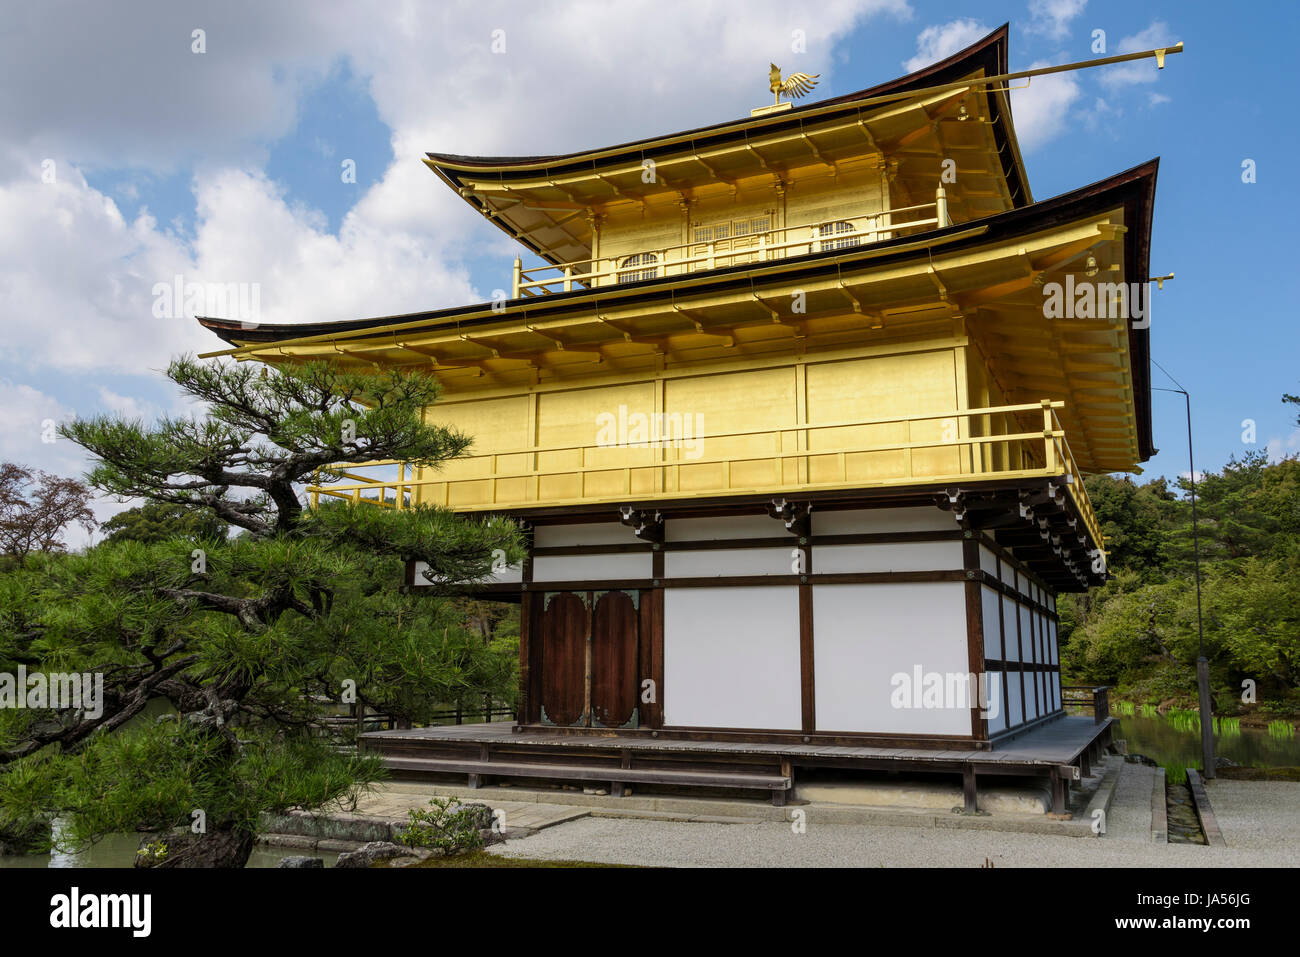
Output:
[{"xmin": 1, "ymin": 0, "xmax": 1296, "ymax": 539}]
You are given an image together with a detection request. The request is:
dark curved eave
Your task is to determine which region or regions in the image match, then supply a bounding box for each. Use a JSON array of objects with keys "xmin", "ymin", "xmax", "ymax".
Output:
[
  {"xmin": 197, "ymin": 158, "xmax": 1156, "ymax": 461},
  {"xmin": 425, "ymin": 25, "xmax": 1029, "ymax": 264}
]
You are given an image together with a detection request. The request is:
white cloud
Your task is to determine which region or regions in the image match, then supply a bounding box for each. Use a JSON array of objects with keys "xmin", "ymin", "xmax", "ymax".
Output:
[
  {"xmin": 2, "ymin": 1, "xmax": 911, "ymax": 378},
  {"xmin": 1100, "ymin": 20, "xmax": 1180, "ymax": 89},
  {"xmin": 1010, "ymin": 59, "xmax": 1083, "ymax": 152},
  {"xmin": 0, "ymin": 382, "xmax": 79, "ymax": 472},
  {"xmin": 1025, "ymin": 0, "xmax": 1087, "ymax": 41},
  {"xmin": 1148, "ymin": 92, "xmax": 1171, "ymax": 107},
  {"xmin": 0, "ymin": 1, "xmax": 916, "ymax": 530},
  {"xmin": 96, "ymin": 388, "xmax": 162, "ymax": 422},
  {"xmin": 1265, "ymin": 430, "xmax": 1300, "ymax": 463},
  {"xmin": 903, "ymin": 19, "xmax": 988, "ymax": 73}
]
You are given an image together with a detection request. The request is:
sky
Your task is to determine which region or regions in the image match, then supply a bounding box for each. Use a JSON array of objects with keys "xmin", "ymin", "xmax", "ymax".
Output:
[{"xmin": 2, "ymin": 0, "xmax": 1297, "ymax": 543}]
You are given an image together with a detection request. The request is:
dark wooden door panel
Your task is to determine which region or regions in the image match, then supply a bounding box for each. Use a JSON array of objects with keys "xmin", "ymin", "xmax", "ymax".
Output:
[
  {"xmin": 591, "ymin": 590, "xmax": 638, "ymax": 728},
  {"xmin": 540, "ymin": 592, "xmax": 588, "ymax": 726}
]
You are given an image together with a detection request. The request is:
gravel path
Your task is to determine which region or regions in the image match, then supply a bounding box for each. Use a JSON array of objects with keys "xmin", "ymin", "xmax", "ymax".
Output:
[{"xmin": 488, "ymin": 764, "xmax": 1300, "ymax": 867}]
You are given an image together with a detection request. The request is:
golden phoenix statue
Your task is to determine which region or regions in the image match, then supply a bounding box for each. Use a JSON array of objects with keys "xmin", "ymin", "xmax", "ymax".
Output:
[{"xmin": 769, "ymin": 63, "xmax": 820, "ymax": 104}]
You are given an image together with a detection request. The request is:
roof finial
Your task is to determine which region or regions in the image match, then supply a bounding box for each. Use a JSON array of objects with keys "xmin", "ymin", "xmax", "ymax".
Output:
[{"xmin": 769, "ymin": 63, "xmax": 820, "ymax": 105}]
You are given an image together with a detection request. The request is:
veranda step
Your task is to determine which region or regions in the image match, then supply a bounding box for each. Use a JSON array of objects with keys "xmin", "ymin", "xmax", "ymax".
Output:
[{"xmin": 380, "ymin": 755, "xmax": 791, "ymax": 791}]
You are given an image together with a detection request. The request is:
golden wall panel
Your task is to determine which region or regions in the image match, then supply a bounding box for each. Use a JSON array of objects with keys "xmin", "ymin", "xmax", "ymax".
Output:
[
  {"xmin": 664, "ymin": 366, "xmax": 797, "ymax": 492},
  {"xmin": 805, "ymin": 350, "xmax": 960, "ymax": 484},
  {"xmin": 418, "ymin": 394, "xmax": 531, "ymax": 504}
]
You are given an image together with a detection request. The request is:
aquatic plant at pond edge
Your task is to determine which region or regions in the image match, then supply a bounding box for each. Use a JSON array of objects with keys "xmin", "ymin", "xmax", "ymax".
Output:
[{"xmin": 1267, "ymin": 720, "xmax": 1296, "ymax": 739}]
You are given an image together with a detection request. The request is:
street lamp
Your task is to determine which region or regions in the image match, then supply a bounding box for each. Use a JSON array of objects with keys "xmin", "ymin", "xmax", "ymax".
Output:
[{"xmin": 1152, "ymin": 362, "xmax": 1214, "ymax": 780}]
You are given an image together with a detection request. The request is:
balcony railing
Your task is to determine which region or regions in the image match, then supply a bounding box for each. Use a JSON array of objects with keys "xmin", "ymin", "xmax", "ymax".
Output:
[
  {"xmin": 511, "ymin": 186, "xmax": 954, "ymax": 298},
  {"xmin": 307, "ymin": 398, "xmax": 1103, "ymax": 550}
]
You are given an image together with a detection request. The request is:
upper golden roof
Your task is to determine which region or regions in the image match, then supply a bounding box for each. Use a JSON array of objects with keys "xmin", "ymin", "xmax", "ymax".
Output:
[{"xmin": 424, "ymin": 25, "xmax": 1031, "ymax": 265}]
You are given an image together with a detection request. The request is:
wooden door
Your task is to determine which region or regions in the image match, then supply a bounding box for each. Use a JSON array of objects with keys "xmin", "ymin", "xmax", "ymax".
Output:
[
  {"xmin": 590, "ymin": 590, "xmax": 639, "ymax": 728},
  {"xmin": 539, "ymin": 592, "xmax": 588, "ymax": 727}
]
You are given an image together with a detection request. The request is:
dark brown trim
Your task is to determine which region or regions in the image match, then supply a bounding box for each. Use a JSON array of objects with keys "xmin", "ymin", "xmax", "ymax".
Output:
[
  {"xmin": 451, "ymin": 478, "xmax": 1057, "ymax": 523},
  {"xmin": 650, "ymin": 587, "xmax": 664, "ymax": 728},
  {"xmin": 525, "ymin": 723, "xmax": 992, "ymax": 751},
  {"xmin": 637, "ymin": 589, "xmax": 654, "ymax": 728},
  {"xmin": 518, "ymin": 590, "xmax": 533, "ymax": 725},
  {"xmin": 976, "ymin": 532, "xmax": 1054, "ymax": 596},
  {"xmin": 812, "ymin": 530, "xmax": 965, "ymax": 546},
  {"xmin": 1029, "ymin": 593, "xmax": 1041, "ymax": 720},
  {"xmin": 1013, "ymin": 575, "xmax": 1026, "ymax": 728},
  {"xmin": 531, "ymin": 529, "xmax": 963, "ymax": 557},
  {"xmin": 977, "ymin": 569, "xmax": 1057, "ymax": 620},
  {"xmin": 521, "ymin": 569, "xmax": 971, "ymax": 592},
  {"xmin": 984, "ymin": 659, "xmax": 1061, "ymax": 672},
  {"xmin": 799, "ymin": 583, "xmax": 815, "ymax": 733},
  {"xmin": 996, "ymin": 553, "xmax": 1009, "ymax": 727},
  {"xmin": 532, "ymin": 542, "xmax": 654, "ymax": 556},
  {"xmin": 962, "ymin": 535, "xmax": 988, "ymax": 741}
]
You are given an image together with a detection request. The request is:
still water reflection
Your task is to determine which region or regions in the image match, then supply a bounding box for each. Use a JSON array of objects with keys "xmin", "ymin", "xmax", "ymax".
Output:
[
  {"xmin": 1115, "ymin": 714, "xmax": 1300, "ymax": 778},
  {"xmin": 1, "ymin": 829, "xmax": 338, "ymax": 869}
]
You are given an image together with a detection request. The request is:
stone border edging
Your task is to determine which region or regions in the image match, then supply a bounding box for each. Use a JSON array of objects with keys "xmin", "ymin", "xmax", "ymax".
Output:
[
  {"xmin": 1150, "ymin": 767, "xmax": 1167, "ymax": 843},
  {"xmin": 1185, "ymin": 769, "xmax": 1226, "ymax": 847}
]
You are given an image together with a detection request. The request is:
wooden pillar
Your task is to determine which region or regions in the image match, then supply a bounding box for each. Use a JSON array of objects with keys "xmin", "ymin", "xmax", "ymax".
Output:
[
  {"xmin": 799, "ymin": 584, "xmax": 815, "ymax": 732},
  {"xmin": 962, "ymin": 535, "xmax": 987, "ymax": 741},
  {"xmin": 517, "ymin": 524, "xmax": 536, "ymax": 726},
  {"xmin": 1051, "ymin": 773, "xmax": 1066, "ymax": 815},
  {"xmin": 962, "ymin": 766, "xmax": 978, "ymax": 813}
]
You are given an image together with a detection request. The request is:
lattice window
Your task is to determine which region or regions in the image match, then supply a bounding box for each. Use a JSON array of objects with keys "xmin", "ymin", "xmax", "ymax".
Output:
[
  {"xmin": 618, "ymin": 252, "xmax": 658, "ymax": 283},
  {"xmin": 690, "ymin": 215, "xmax": 774, "ymax": 270},
  {"xmin": 818, "ymin": 220, "xmax": 859, "ymax": 251}
]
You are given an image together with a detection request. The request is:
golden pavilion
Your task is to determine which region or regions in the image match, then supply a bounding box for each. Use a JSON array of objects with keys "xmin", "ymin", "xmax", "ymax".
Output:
[{"xmin": 199, "ymin": 26, "xmax": 1177, "ymax": 812}]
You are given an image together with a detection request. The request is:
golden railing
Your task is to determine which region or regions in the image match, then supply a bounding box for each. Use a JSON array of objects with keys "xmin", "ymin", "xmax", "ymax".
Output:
[
  {"xmin": 307, "ymin": 398, "xmax": 1103, "ymax": 551},
  {"xmin": 512, "ymin": 187, "xmax": 953, "ymax": 297}
]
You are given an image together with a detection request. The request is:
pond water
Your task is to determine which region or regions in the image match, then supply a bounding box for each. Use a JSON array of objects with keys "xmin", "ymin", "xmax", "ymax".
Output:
[
  {"xmin": 1114, "ymin": 714, "xmax": 1300, "ymax": 781},
  {"xmin": 0, "ymin": 830, "xmax": 338, "ymax": 869}
]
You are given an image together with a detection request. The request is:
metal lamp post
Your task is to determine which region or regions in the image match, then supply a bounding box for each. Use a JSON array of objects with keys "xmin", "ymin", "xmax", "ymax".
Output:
[{"xmin": 1153, "ymin": 370, "xmax": 1214, "ymax": 780}]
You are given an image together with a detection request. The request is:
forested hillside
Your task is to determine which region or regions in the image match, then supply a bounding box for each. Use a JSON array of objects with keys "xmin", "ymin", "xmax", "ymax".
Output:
[{"xmin": 1061, "ymin": 450, "xmax": 1300, "ymax": 718}]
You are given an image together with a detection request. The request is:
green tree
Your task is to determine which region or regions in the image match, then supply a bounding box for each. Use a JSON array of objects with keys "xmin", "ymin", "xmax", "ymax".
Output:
[
  {"xmin": 1081, "ymin": 473, "xmax": 1172, "ymax": 578},
  {"xmin": 0, "ymin": 357, "xmax": 523, "ymax": 866},
  {"xmin": 100, "ymin": 501, "xmax": 228, "ymax": 545}
]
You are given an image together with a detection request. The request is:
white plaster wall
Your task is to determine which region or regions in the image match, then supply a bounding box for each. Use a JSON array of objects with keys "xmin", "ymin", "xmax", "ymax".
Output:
[
  {"xmin": 666, "ymin": 515, "xmax": 779, "ymax": 541},
  {"xmin": 534, "ymin": 522, "xmax": 640, "ymax": 548},
  {"xmin": 811, "ymin": 506, "xmax": 954, "ymax": 535},
  {"xmin": 663, "ymin": 586, "xmax": 801, "ymax": 730},
  {"xmin": 814, "ymin": 541, "xmax": 964, "ymax": 574},
  {"xmin": 979, "ymin": 545, "xmax": 999, "ymax": 578},
  {"xmin": 532, "ymin": 553, "xmax": 651, "ymax": 582},
  {"xmin": 1002, "ymin": 596, "xmax": 1021, "ymax": 661},
  {"xmin": 812, "ymin": 582, "xmax": 970, "ymax": 735},
  {"xmin": 986, "ymin": 669, "xmax": 1009, "ymax": 734},
  {"xmin": 981, "ymin": 585, "xmax": 1002, "ymax": 659},
  {"xmin": 666, "ymin": 547, "xmax": 795, "ymax": 578},
  {"xmin": 1007, "ymin": 667, "xmax": 1025, "ymax": 727}
]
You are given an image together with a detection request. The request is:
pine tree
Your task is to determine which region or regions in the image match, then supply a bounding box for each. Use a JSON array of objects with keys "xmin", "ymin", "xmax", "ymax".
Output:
[{"xmin": 0, "ymin": 356, "xmax": 523, "ymax": 866}]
